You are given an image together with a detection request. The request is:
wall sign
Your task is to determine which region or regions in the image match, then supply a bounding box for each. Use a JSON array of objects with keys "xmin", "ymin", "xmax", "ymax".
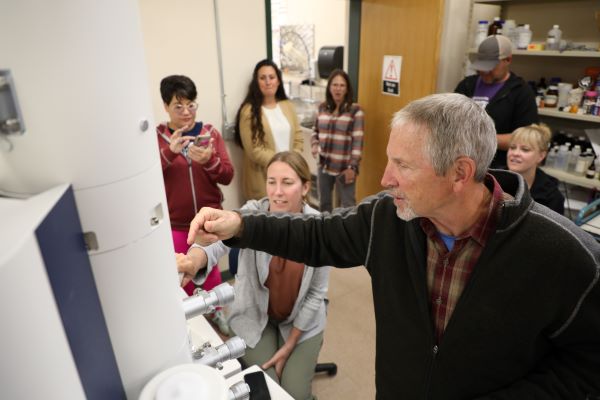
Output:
[{"xmin": 382, "ymin": 55, "xmax": 402, "ymax": 97}]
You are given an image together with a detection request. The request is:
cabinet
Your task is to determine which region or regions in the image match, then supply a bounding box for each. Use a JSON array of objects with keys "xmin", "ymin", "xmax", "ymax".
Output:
[{"xmin": 468, "ymin": 0, "xmax": 600, "ymax": 135}]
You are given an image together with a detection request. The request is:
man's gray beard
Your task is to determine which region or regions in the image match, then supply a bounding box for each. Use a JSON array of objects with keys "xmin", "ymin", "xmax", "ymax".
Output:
[{"xmin": 396, "ymin": 204, "xmax": 419, "ymax": 221}]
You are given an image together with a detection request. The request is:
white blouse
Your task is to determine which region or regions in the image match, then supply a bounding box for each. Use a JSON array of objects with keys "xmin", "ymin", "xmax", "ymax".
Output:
[{"xmin": 262, "ymin": 104, "xmax": 291, "ymax": 152}]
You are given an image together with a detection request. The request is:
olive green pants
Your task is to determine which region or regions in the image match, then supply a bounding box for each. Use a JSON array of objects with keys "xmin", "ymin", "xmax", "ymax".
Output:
[{"xmin": 240, "ymin": 320, "xmax": 323, "ymax": 400}]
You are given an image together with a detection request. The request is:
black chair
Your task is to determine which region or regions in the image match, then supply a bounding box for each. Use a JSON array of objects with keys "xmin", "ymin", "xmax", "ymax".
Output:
[{"xmin": 315, "ymin": 362, "xmax": 337, "ymax": 376}]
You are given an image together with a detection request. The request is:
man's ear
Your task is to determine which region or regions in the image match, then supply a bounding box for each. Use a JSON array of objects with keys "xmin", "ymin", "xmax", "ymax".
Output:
[{"xmin": 452, "ymin": 157, "xmax": 476, "ymax": 191}]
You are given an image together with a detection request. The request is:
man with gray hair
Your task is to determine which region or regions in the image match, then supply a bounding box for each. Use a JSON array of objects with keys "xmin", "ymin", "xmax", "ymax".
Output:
[{"xmin": 187, "ymin": 93, "xmax": 600, "ymax": 399}]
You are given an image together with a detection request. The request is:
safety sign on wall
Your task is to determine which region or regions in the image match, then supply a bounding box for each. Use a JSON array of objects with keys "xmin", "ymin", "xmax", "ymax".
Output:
[{"xmin": 382, "ymin": 55, "xmax": 402, "ymax": 97}]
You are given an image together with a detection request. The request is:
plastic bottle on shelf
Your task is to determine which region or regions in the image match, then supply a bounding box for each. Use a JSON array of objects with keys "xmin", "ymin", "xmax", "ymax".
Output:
[
  {"xmin": 557, "ymin": 82, "xmax": 573, "ymax": 109},
  {"xmin": 488, "ymin": 17, "xmax": 503, "ymax": 36},
  {"xmin": 474, "ymin": 20, "xmax": 489, "ymax": 48},
  {"xmin": 568, "ymin": 144, "xmax": 581, "ymax": 173},
  {"xmin": 555, "ymin": 144, "xmax": 570, "ymax": 171},
  {"xmin": 516, "ymin": 24, "xmax": 532, "ymax": 50},
  {"xmin": 546, "ymin": 35, "xmax": 557, "ymax": 51},
  {"xmin": 546, "ymin": 25, "xmax": 562, "ymax": 51},
  {"xmin": 575, "ymin": 153, "xmax": 588, "ymax": 176},
  {"xmin": 503, "ymin": 19, "xmax": 517, "ymax": 47},
  {"xmin": 545, "ymin": 146, "xmax": 558, "ymax": 168}
]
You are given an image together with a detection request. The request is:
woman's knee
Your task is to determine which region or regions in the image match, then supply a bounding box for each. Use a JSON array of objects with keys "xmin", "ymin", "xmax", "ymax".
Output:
[{"xmin": 280, "ymin": 373, "xmax": 313, "ymax": 400}]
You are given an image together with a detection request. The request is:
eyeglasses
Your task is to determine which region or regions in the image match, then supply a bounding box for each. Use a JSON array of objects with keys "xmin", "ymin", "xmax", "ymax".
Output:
[{"xmin": 172, "ymin": 102, "xmax": 198, "ymax": 114}]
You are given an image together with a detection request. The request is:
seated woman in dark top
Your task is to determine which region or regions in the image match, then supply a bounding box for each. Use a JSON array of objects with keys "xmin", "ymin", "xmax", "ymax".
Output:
[{"xmin": 507, "ymin": 123, "xmax": 564, "ymax": 215}]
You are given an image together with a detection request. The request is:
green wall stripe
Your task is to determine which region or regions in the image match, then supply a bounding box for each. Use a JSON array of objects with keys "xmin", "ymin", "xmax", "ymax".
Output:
[
  {"xmin": 265, "ymin": 0, "xmax": 272, "ymax": 60},
  {"xmin": 348, "ymin": 0, "xmax": 361, "ymax": 101}
]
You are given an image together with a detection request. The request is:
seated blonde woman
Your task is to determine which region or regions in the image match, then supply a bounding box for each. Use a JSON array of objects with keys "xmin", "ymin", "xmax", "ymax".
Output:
[
  {"xmin": 178, "ymin": 151, "xmax": 329, "ymax": 400},
  {"xmin": 507, "ymin": 123, "xmax": 564, "ymax": 215}
]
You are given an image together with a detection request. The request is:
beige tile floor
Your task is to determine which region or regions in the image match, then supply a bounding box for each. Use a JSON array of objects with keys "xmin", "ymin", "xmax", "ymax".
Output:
[{"xmin": 312, "ymin": 266, "xmax": 376, "ymax": 399}]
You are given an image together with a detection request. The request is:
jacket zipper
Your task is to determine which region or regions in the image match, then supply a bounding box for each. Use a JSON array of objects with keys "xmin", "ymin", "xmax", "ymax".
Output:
[
  {"xmin": 424, "ymin": 343, "xmax": 439, "ymax": 399},
  {"xmin": 406, "ymin": 222, "xmax": 439, "ymax": 400},
  {"xmin": 422, "ymin": 239, "xmax": 499, "ymax": 399}
]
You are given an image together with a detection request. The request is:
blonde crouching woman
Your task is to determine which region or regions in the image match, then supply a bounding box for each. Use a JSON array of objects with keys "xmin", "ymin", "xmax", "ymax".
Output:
[{"xmin": 178, "ymin": 151, "xmax": 329, "ymax": 400}]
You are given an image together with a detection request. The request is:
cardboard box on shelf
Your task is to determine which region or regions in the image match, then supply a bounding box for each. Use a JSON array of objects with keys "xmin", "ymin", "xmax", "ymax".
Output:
[{"xmin": 527, "ymin": 42, "xmax": 545, "ymax": 51}]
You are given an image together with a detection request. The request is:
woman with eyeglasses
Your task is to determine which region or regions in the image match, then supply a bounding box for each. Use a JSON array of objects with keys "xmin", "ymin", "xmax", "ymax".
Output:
[
  {"xmin": 234, "ymin": 59, "xmax": 304, "ymax": 201},
  {"xmin": 156, "ymin": 75, "xmax": 234, "ymax": 334}
]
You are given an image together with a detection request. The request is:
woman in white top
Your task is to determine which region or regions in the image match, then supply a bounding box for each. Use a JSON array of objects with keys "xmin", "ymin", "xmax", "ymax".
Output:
[
  {"xmin": 234, "ymin": 59, "xmax": 304, "ymax": 200},
  {"xmin": 179, "ymin": 151, "xmax": 329, "ymax": 400}
]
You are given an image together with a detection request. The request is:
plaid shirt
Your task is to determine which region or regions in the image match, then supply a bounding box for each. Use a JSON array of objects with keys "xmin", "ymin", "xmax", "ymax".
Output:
[
  {"xmin": 311, "ymin": 103, "xmax": 364, "ymax": 175},
  {"xmin": 420, "ymin": 175, "xmax": 507, "ymax": 343}
]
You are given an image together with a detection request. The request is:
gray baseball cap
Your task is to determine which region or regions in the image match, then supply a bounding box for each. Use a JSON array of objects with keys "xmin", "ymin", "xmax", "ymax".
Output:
[{"xmin": 471, "ymin": 35, "xmax": 512, "ymax": 72}]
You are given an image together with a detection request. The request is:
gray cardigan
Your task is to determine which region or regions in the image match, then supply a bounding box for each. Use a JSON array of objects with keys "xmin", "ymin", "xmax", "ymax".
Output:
[{"xmin": 197, "ymin": 198, "xmax": 330, "ymax": 348}]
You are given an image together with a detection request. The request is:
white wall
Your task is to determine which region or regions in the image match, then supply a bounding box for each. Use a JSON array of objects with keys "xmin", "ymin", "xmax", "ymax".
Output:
[
  {"xmin": 138, "ymin": 0, "xmax": 267, "ymax": 210},
  {"xmin": 274, "ymin": 0, "xmax": 349, "ymax": 70},
  {"xmin": 436, "ymin": 0, "xmax": 471, "ymax": 93},
  {"xmin": 436, "ymin": 1, "xmax": 501, "ymax": 93}
]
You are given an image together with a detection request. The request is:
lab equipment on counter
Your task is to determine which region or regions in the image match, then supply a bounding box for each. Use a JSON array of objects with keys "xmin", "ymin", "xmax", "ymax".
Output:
[
  {"xmin": 193, "ymin": 336, "xmax": 247, "ymax": 370},
  {"xmin": 182, "ymin": 282, "xmax": 235, "ymax": 319}
]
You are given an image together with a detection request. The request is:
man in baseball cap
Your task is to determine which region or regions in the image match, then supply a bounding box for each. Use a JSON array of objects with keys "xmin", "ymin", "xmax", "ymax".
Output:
[
  {"xmin": 455, "ymin": 35, "xmax": 538, "ymax": 169},
  {"xmin": 471, "ymin": 34, "xmax": 513, "ymax": 75}
]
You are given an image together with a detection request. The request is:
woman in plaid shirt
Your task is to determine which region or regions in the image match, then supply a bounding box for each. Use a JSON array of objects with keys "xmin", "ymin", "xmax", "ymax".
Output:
[{"xmin": 311, "ymin": 69, "xmax": 364, "ymax": 212}]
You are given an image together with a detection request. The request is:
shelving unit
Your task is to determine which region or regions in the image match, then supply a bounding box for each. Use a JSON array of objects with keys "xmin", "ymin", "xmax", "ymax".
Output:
[
  {"xmin": 468, "ymin": 0, "xmax": 600, "ymax": 131},
  {"xmin": 468, "ymin": 0, "xmax": 600, "ymax": 84},
  {"xmin": 541, "ymin": 166, "xmax": 600, "ymax": 190},
  {"xmin": 467, "ymin": 0, "xmax": 600, "ymax": 207},
  {"xmin": 468, "ymin": 49, "xmax": 600, "ymax": 58},
  {"xmin": 512, "ymin": 49, "xmax": 600, "ymax": 57},
  {"xmin": 538, "ymin": 108, "xmax": 600, "ymax": 123}
]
